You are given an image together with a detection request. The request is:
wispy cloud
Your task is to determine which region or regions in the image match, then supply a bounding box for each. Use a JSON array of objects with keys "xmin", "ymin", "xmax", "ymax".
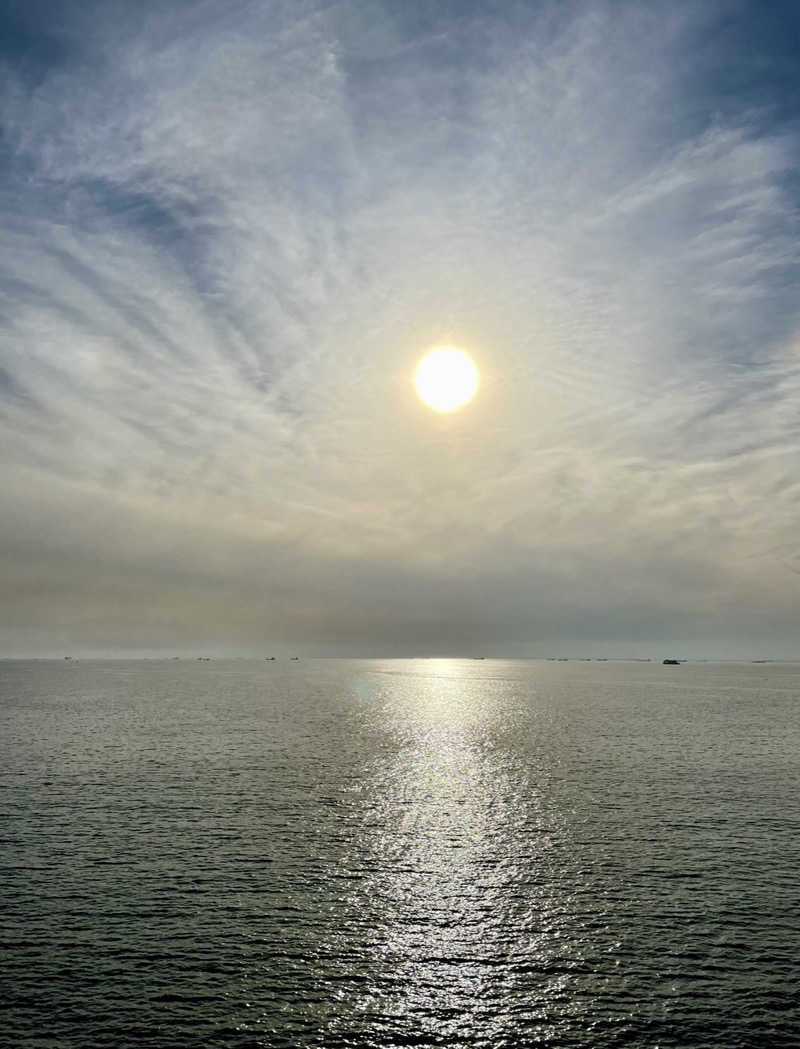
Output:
[{"xmin": 1, "ymin": 0, "xmax": 798, "ymax": 654}]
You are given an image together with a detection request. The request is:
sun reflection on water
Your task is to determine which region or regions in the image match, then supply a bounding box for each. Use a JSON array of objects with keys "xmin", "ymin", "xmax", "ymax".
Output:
[{"xmin": 328, "ymin": 660, "xmax": 567, "ymax": 1043}]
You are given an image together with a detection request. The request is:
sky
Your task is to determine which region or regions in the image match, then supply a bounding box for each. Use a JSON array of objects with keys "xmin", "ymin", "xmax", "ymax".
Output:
[{"xmin": 1, "ymin": 0, "xmax": 799, "ymax": 658}]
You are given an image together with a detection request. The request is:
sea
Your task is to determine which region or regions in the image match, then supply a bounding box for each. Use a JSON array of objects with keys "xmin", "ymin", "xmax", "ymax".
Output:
[{"xmin": 1, "ymin": 657, "xmax": 798, "ymax": 1048}]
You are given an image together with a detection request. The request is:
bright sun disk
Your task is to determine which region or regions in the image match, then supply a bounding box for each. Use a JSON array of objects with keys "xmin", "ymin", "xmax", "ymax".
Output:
[{"xmin": 414, "ymin": 347, "xmax": 478, "ymax": 412}]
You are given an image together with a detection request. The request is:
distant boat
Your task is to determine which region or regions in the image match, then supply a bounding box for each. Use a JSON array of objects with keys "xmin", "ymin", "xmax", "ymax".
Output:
[{"xmin": 662, "ymin": 658, "xmax": 681, "ymax": 665}]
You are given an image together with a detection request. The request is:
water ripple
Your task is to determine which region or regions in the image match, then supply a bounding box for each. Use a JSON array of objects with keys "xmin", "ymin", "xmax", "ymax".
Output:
[{"xmin": 1, "ymin": 658, "xmax": 799, "ymax": 1047}]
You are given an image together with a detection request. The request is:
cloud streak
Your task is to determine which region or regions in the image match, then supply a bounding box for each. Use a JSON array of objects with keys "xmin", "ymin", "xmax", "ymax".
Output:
[{"xmin": 1, "ymin": 0, "xmax": 799, "ymax": 655}]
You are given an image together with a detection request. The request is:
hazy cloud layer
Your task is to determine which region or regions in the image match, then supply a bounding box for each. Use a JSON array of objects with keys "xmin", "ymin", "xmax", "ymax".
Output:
[{"xmin": 1, "ymin": 0, "xmax": 799, "ymax": 656}]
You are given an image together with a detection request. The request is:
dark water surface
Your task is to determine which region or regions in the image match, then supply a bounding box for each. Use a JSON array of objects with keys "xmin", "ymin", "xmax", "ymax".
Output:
[{"xmin": 1, "ymin": 658, "xmax": 798, "ymax": 1048}]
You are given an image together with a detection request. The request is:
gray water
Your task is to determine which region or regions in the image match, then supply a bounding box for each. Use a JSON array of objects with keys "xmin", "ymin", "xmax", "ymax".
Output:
[{"xmin": 1, "ymin": 658, "xmax": 798, "ymax": 1048}]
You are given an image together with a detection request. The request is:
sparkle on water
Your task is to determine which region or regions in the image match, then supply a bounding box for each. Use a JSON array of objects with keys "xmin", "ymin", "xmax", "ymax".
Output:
[{"xmin": 414, "ymin": 346, "xmax": 479, "ymax": 412}]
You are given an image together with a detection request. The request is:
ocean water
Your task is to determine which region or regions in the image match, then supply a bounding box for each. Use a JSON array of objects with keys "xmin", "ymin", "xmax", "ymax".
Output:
[{"xmin": 1, "ymin": 657, "xmax": 798, "ymax": 1048}]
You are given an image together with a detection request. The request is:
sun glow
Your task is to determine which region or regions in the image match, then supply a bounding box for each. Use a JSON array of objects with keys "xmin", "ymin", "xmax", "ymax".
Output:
[{"xmin": 414, "ymin": 347, "xmax": 478, "ymax": 412}]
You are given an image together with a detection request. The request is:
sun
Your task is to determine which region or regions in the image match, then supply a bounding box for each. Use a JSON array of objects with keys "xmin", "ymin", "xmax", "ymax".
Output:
[{"xmin": 414, "ymin": 346, "xmax": 478, "ymax": 412}]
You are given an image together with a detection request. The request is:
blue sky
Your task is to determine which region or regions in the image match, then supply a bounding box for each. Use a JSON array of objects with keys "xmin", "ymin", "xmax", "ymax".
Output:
[{"xmin": 1, "ymin": 0, "xmax": 799, "ymax": 657}]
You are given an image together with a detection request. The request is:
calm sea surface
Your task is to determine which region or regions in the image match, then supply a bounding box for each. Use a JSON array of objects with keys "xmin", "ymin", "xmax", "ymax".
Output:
[{"xmin": 1, "ymin": 658, "xmax": 798, "ymax": 1048}]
